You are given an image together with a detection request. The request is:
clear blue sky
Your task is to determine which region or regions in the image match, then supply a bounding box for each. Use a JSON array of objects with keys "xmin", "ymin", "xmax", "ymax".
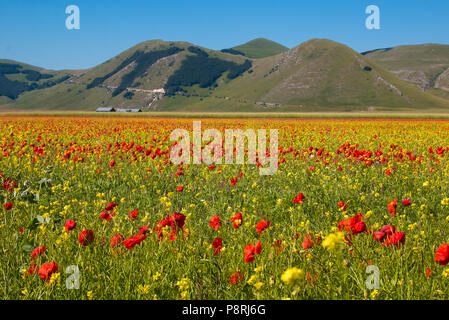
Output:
[{"xmin": 1, "ymin": 0, "xmax": 448, "ymax": 70}]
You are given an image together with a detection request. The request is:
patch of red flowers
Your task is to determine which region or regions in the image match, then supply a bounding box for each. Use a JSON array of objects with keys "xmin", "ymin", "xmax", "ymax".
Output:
[
  {"xmin": 373, "ymin": 225, "xmax": 395, "ymax": 242},
  {"xmin": 78, "ymin": 229, "xmax": 94, "ymax": 246},
  {"xmin": 229, "ymin": 271, "xmax": 244, "ymax": 285},
  {"xmin": 38, "ymin": 262, "xmax": 58, "ymax": 282},
  {"xmin": 402, "ymin": 199, "xmax": 412, "ymax": 206},
  {"xmin": 302, "ymin": 233, "xmax": 321, "ymax": 249},
  {"xmin": 209, "ymin": 216, "xmax": 222, "ymax": 231},
  {"xmin": 154, "ymin": 212, "xmax": 186, "ymax": 241},
  {"xmin": 128, "ymin": 209, "xmax": 139, "ymax": 220},
  {"xmin": 65, "ymin": 219, "xmax": 76, "ymax": 232},
  {"xmin": 293, "ymin": 193, "xmax": 305, "ymax": 204},
  {"xmin": 338, "ymin": 213, "xmax": 366, "ymax": 235},
  {"xmin": 111, "ymin": 233, "xmax": 124, "ymax": 248},
  {"xmin": 388, "ymin": 199, "xmax": 397, "ymax": 216},
  {"xmin": 244, "ymin": 241, "xmax": 262, "ymax": 263},
  {"xmin": 100, "ymin": 211, "xmax": 114, "ymax": 221},
  {"xmin": 255, "ymin": 220, "xmax": 271, "ymax": 235},
  {"xmin": 231, "ymin": 212, "xmax": 243, "ymax": 229},
  {"xmin": 104, "ymin": 202, "xmax": 118, "ymax": 211},
  {"xmin": 3, "ymin": 202, "xmax": 13, "ymax": 211},
  {"xmin": 212, "ymin": 237, "xmax": 223, "ymax": 255},
  {"xmin": 123, "ymin": 232, "xmax": 147, "ymax": 250},
  {"xmin": 383, "ymin": 231, "xmax": 406, "ymax": 248},
  {"xmin": 435, "ymin": 244, "xmax": 449, "ymax": 265},
  {"xmin": 337, "ymin": 200, "xmax": 348, "ymax": 211},
  {"xmin": 31, "ymin": 246, "xmax": 46, "ymax": 259}
]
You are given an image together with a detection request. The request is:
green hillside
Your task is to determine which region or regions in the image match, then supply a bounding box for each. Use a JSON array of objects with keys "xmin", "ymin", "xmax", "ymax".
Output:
[
  {"xmin": 198, "ymin": 39, "xmax": 449, "ymax": 111},
  {"xmin": 362, "ymin": 44, "xmax": 449, "ymax": 99},
  {"xmin": 1, "ymin": 40, "xmax": 250, "ymax": 111},
  {"xmin": 2, "ymin": 39, "xmax": 449, "ymax": 112},
  {"xmin": 0, "ymin": 59, "xmax": 73, "ymax": 100},
  {"xmin": 229, "ymin": 38, "xmax": 289, "ymax": 59}
]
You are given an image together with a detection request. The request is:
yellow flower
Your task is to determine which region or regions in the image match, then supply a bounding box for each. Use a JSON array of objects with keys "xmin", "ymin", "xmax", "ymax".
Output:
[
  {"xmin": 87, "ymin": 291, "xmax": 94, "ymax": 300},
  {"xmin": 49, "ymin": 272, "xmax": 60, "ymax": 285},
  {"xmin": 443, "ymin": 269, "xmax": 449, "ymax": 278},
  {"xmin": 138, "ymin": 284, "xmax": 151, "ymax": 295},
  {"xmin": 281, "ymin": 267, "xmax": 304, "ymax": 285},
  {"xmin": 247, "ymin": 274, "xmax": 258, "ymax": 285},
  {"xmin": 370, "ymin": 289, "xmax": 379, "ymax": 299},
  {"xmin": 176, "ymin": 278, "xmax": 190, "ymax": 291},
  {"xmin": 152, "ymin": 272, "xmax": 161, "ymax": 281},
  {"xmin": 254, "ymin": 266, "xmax": 262, "ymax": 273},
  {"xmin": 322, "ymin": 232, "xmax": 345, "ymax": 251},
  {"xmin": 254, "ymin": 282, "xmax": 264, "ymax": 290}
]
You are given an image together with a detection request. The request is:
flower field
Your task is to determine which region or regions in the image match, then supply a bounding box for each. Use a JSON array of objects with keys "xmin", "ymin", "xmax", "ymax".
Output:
[{"xmin": 2, "ymin": 116, "xmax": 449, "ymax": 300}]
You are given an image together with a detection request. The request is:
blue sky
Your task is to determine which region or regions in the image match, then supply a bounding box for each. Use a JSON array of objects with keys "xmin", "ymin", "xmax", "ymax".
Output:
[{"xmin": 1, "ymin": 0, "xmax": 448, "ymax": 70}]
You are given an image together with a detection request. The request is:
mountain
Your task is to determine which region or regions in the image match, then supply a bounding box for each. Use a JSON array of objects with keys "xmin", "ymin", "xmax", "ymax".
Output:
[
  {"xmin": 0, "ymin": 40, "xmax": 251, "ymax": 111},
  {"xmin": 0, "ymin": 59, "xmax": 73, "ymax": 106},
  {"xmin": 1, "ymin": 39, "xmax": 449, "ymax": 112},
  {"xmin": 223, "ymin": 38, "xmax": 289, "ymax": 59},
  {"xmin": 362, "ymin": 44, "xmax": 449, "ymax": 100},
  {"xmin": 162, "ymin": 39, "xmax": 449, "ymax": 112}
]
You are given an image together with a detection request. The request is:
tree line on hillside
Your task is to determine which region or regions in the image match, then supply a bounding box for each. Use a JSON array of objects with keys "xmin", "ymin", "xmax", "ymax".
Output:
[
  {"xmin": 164, "ymin": 49, "xmax": 252, "ymax": 95},
  {"xmin": 87, "ymin": 47, "xmax": 184, "ymax": 97},
  {"xmin": 220, "ymin": 48, "xmax": 247, "ymax": 57},
  {"xmin": 0, "ymin": 63, "xmax": 68, "ymax": 100}
]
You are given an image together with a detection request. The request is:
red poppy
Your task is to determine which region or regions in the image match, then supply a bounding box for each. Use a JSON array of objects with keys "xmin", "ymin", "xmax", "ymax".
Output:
[
  {"xmin": 255, "ymin": 241, "xmax": 262, "ymax": 254},
  {"xmin": 176, "ymin": 186, "xmax": 184, "ymax": 192},
  {"xmin": 337, "ymin": 200, "xmax": 348, "ymax": 211},
  {"xmin": 383, "ymin": 231, "xmax": 405, "ymax": 247},
  {"xmin": 293, "ymin": 193, "xmax": 305, "ymax": 204},
  {"xmin": 123, "ymin": 233, "xmax": 147, "ymax": 250},
  {"xmin": 105, "ymin": 202, "xmax": 118, "ymax": 211},
  {"xmin": 373, "ymin": 231, "xmax": 385, "ymax": 242},
  {"xmin": 402, "ymin": 199, "xmax": 412, "ymax": 206},
  {"xmin": 388, "ymin": 199, "xmax": 397, "ymax": 216},
  {"xmin": 229, "ymin": 271, "xmax": 244, "ymax": 285},
  {"xmin": 38, "ymin": 262, "xmax": 58, "ymax": 282},
  {"xmin": 209, "ymin": 216, "xmax": 222, "ymax": 231},
  {"xmin": 78, "ymin": 229, "xmax": 94, "ymax": 246},
  {"xmin": 302, "ymin": 233, "xmax": 321, "ymax": 249},
  {"xmin": 128, "ymin": 209, "xmax": 139, "ymax": 220},
  {"xmin": 435, "ymin": 244, "xmax": 449, "ymax": 265},
  {"xmin": 111, "ymin": 233, "xmax": 124, "ymax": 248},
  {"xmin": 231, "ymin": 212, "xmax": 243, "ymax": 229},
  {"xmin": 381, "ymin": 225, "xmax": 395, "ymax": 235},
  {"xmin": 244, "ymin": 241, "xmax": 262, "ymax": 263},
  {"xmin": 65, "ymin": 219, "xmax": 76, "ymax": 232},
  {"xmin": 3, "ymin": 202, "xmax": 13, "ymax": 211},
  {"xmin": 426, "ymin": 268, "xmax": 432, "ymax": 278},
  {"xmin": 212, "ymin": 237, "xmax": 223, "ymax": 255},
  {"xmin": 172, "ymin": 212, "xmax": 186, "ymax": 230},
  {"xmin": 244, "ymin": 244, "xmax": 256, "ymax": 263},
  {"xmin": 31, "ymin": 246, "xmax": 46, "ymax": 259},
  {"xmin": 338, "ymin": 213, "xmax": 366, "ymax": 235},
  {"xmin": 255, "ymin": 220, "xmax": 271, "ymax": 234},
  {"xmin": 100, "ymin": 211, "xmax": 113, "ymax": 221},
  {"xmin": 27, "ymin": 260, "xmax": 37, "ymax": 275},
  {"xmin": 109, "ymin": 159, "xmax": 116, "ymax": 168}
]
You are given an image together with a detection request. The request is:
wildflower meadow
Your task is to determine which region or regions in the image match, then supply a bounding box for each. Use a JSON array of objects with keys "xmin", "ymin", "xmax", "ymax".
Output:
[{"xmin": 2, "ymin": 116, "xmax": 449, "ymax": 300}]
